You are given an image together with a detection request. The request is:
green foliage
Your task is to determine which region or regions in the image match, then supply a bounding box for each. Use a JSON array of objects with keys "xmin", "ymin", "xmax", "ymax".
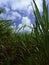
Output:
[
  {"xmin": 32, "ymin": 0, "xmax": 49, "ymax": 65},
  {"xmin": 0, "ymin": 9, "xmax": 5, "ymax": 14},
  {"xmin": 0, "ymin": 0, "xmax": 49, "ymax": 65}
]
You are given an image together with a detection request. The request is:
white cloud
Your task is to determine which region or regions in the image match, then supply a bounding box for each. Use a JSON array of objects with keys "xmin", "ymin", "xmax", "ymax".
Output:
[
  {"xmin": 6, "ymin": 11, "xmax": 22, "ymax": 20},
  {"xmin": 28, "ymin": 5, "xmax": 33, "ymax": 14},
  {"xmin": 0, "ymin": 0, "xmax": 44, "ymax": 32},
  {"xmin": 0, "ymin": 0, "xmax": 9, "ymax": 4},
  {"xmin": 10, "ymin": 0, "xmax": 32, "ymax": 10},
  {"xmin": 6, "ymin": 15, "xmax": 16, "ymax": 20},
  {"xmin": 10, "ymin": 0, "xmax": 43, "ymax": 13},
  {"xmin": 0, "ymin": 0, "xmax": 44, "ymax": 12},
  {"xmin": 22, "ymin": 17, "xmax": 31, "ymax": 25},
  {"xmin": 5, "ymin": 7, "xmax": 10, "ymax": 12},
  {"xmin": 11, "ymin": 11, "xmax": 21, "ymax": 19},
  {"xmin": 18, "ymin": 17, "xmax": 33, "ymax": 32},
  {"xmin": 0, "ymin": 10, "xmax": 21, "ymax": 20},
  {"xmin": 0, "ymin": 0, "xmax": 43, "ymax": 20}
]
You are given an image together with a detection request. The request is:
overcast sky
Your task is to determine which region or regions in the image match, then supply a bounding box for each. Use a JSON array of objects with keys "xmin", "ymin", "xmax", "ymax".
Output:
[{"xmin": 0, "ymin": 0, "xmax": 49, "ymax": 32}]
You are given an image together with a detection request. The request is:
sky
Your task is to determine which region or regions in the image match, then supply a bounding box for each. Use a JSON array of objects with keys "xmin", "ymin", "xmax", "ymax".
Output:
[{"xmin": 0, "ymin": 0, "xmax": 49, "ymax": 32}]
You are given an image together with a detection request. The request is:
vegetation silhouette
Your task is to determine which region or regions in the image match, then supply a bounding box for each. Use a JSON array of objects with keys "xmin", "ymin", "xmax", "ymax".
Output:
[{"xmin": 0, "ymin": 0, "xmax": 49, "ymax": 65}]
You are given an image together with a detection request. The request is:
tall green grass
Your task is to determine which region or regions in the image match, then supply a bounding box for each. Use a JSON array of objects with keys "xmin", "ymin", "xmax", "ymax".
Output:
[
  {"xmin": 0, "ymin": 0, "xmax": 49, "ymax": 65},
  {"xmin": 32, "ymin": 0, "xmax": 49, "ymax": 65}
]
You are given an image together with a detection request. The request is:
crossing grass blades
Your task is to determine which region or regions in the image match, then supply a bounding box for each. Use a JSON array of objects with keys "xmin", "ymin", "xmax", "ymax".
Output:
[{"xmin": 0, "ymin": 0, "xmax": 49, "ymax": 65}]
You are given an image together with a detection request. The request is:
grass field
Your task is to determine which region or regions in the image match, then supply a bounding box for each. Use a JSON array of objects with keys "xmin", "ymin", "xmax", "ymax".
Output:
[{"xmin": 0, "ymin": 0, "xmax": 49, "ymax": 65}]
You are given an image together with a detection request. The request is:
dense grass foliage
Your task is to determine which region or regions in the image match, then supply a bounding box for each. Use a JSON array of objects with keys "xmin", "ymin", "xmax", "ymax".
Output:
[{"xmin": 0, "ymin": 0, "xmax": 49, "ymax": 65}]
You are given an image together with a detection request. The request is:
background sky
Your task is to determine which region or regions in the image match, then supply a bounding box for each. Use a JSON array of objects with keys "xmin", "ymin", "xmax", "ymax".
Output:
[{"xmin": 0, "ymin": 0, "xmax": 49, "ymax": 32}]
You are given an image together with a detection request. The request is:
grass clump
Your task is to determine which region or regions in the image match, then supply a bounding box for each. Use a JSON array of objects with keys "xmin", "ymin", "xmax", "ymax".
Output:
[{"xmin": 0, "ymin": 0, "xmax": 49, "ymax": 65}]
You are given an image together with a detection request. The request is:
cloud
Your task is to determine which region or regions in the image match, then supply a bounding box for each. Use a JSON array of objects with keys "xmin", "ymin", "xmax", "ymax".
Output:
[
  {"xmin": 0, "ymin": 0, "xmax": 43, "ymax": 12},
  {"xmin": 0, "ymin": 10, "xmax": 22, "ymax": 20},
  {"xmin": 28, "ymin": 5, "xmax": 33, "ymax": 14},
  {"xmin": 0, "ymin": 0, "xmax": 45, "ymax": 32},
  {"xmin": 11, "ymin": 11, "xmax": 21, "ymax": 19},
  {"xmin": 10, "ymin": 0, "xmax": 32, "ymax": 10},
  {"xmin": 0, "ymin": 0, "xmax": 8, "ymax": 4},
  {"xmin": 0, "ymin": 0, "xmax": 43, "ymax": 20},
  {"xmin": 0, "ymin": 0, "xmax": 9, "ymax": 8},
  {"xmin": 18, "ymin": 17, "xmax": 33, "ymax": 32},
  {"xmin": 6, "ymin": 11, "xmax": 22, "ymax": 20},
  {"xmin": 22, "ymin": 17, "xmax": 31, "ymax": 25}
]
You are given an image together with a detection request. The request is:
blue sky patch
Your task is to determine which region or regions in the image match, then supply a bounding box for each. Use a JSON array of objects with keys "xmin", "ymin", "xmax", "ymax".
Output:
[{"xmin": 0, "ymin": 0, "xmax": 49, "ymax": 32}]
